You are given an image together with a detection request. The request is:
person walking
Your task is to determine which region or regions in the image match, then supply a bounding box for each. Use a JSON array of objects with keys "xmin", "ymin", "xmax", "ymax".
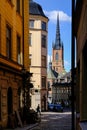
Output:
[
  {"xmin": 36, "ymin": 104, "xmax": 41, "ymax": 122},
  {"xmin": 36, "ymin": 104, "xmax": 41, "ymax": 115}
]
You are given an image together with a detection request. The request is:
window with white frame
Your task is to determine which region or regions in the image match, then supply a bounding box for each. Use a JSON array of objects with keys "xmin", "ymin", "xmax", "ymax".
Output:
[{"xmin": 29, "ymin": 20, "xmax": 34, "ymax": 28}]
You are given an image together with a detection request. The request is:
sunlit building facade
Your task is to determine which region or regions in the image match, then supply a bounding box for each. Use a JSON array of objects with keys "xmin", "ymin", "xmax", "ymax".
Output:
[
  {"xmin": 0, "ymin": 0, "xmax": 30, "ymax": 127},
  {"xmin": 29, "ymin": 0, "xmax": 49, "ymax": 111}
]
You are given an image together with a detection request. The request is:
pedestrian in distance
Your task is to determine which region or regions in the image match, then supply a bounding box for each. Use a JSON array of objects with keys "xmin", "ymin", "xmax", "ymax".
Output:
[
  {"xmin": 36, "ymin": 104, "xmax": 41, "ymax": 122},
  {"xmin": 36, "ymin": 104, "xmax": 41, "ymax": 115}
]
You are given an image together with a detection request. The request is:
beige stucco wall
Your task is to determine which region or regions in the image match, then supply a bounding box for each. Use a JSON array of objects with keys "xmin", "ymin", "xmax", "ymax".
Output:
[
  {"xmin": 29, "ymin": 14, "xmax": 48, "ymax": 110},
  {"xmin": 30, "ymin": 31, "xmax": 41, "ymax": 66}
]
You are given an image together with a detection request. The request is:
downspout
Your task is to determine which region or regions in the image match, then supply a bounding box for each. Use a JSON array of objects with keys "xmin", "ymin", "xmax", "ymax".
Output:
[{"xmin": 22, "ymin": 0, "xmax": 24, "ymax": 67}]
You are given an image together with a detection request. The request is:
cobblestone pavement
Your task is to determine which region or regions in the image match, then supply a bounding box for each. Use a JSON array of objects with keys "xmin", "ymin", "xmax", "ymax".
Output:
[{"xmin": 30, "ymin": 111, "xmax": 72, "ymax": 130}]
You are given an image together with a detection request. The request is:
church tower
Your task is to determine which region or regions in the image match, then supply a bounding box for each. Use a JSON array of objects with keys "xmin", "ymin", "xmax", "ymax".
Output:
[{"xmin": 52, "ymin": 13, "xmax": 64, "ymax": 73}]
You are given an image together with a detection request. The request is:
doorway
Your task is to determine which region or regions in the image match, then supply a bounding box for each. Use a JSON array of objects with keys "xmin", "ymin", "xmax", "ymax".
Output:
[{"xmin": 7, "ymin": 87, "xmax": 13, "ymax": 115}]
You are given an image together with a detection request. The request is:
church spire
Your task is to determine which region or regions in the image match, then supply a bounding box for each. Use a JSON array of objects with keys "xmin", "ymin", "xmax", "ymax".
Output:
[{"xmin": 53, "ymin": 13, "xmax": 62, "ymax": 49}]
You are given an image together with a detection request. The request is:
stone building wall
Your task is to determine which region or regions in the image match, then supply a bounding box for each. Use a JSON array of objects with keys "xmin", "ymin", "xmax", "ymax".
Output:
[{"xmin": 0, "ymin": 69, "xmax": 22, "ymax": 127}]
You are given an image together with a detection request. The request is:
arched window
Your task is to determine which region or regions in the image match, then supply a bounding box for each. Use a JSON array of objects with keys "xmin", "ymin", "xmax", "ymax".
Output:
[{"xmin": 55, "ymin": 52, "xmax": 58, "ymax": 60}]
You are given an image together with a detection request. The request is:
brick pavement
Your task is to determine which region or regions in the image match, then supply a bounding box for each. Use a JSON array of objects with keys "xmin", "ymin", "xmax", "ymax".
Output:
[
  {"xmin": 30, "ymin": 111, "xmax": 72, "ymax": 130},
  {"xmin": 3, "ymin": 111, "xmax": 72, "ymax": 130}
]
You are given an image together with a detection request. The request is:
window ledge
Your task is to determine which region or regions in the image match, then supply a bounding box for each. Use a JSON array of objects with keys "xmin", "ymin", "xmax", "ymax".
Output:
[{"xmin": 79, "ymin": 121, "xmax": 87, "ymax": 130}]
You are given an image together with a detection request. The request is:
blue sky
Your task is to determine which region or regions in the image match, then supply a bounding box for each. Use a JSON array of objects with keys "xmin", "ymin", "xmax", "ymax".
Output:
[{"xmin": 34, "ymin": 0, "xmax": 72, "ymax": 72}]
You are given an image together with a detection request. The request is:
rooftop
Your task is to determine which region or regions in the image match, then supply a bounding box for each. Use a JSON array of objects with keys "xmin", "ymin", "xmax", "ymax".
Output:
[{"xmin": 29, "ymin": 0, "xmax": 48, "ymax": 18}]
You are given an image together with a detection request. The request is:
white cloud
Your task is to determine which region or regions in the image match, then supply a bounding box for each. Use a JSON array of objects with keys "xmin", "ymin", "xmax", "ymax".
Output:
[
  {"xmin": 48, "ymin": 55, "xmax": 52, "ymax": 63},
  {"xmin": 64, "ymin": 60, "xmax": 71, "ymax": 72},
  {"xmin": 64, "ymin": 60, "xmax": 70, "ymax": 66},
  {"xmin": 44, "ymin": 10, "xmax": 71, "ymax": 23}
]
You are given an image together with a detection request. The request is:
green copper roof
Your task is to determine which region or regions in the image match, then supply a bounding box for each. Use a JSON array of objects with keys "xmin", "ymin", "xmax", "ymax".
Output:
[
  {"xmin": 47, "ymin": 61, "xmax": 67, "ymax": 79},
  {"xmin": 58, "ymin": 69, "xmax": 67, "ymax": 78},
  {"xmin": 47, "ymin": 66, "xmax": 58, "ymax": 79}
]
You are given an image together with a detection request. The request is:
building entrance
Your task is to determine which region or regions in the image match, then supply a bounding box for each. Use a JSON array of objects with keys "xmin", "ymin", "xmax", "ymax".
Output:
[{"xmin": 7, "ymin": 87, "xmax": 13, "ymax": 115}]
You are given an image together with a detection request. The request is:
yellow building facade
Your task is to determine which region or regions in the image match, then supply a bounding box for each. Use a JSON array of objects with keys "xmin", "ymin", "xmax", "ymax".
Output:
[{"xmin": 0, "ymin": 0, "xmax": 30, "ymax": 127}]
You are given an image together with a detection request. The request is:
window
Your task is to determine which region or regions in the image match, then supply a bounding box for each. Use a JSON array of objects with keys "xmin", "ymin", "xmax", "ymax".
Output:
[
  {"xmin": 29, "ymin": 54, "xmax": 32, "ymax": 59},
  {"xmin": 55, "ymin": 52, "xmax": 58, "ymax": 60},
  {"xmin": 42, "ymin": 35, "xmax": 46, "ymax": 48},
  {"xmin": 6, "ymin": 25, "xmax": 11, "ymax": 59},
  {"xmin": 48, "ymin": 81, "xmax": 50, "ymax": 88},
  {"xmin": 30, "ymin": 20, "xmax": 34, "ymax": 28},
  {"xmin": 16, "ymin": 0, "xmax": 20, "ymax": 13},
  {"xmin": 42, "ymin": 77, "xmax": 46, "ymax": 88},
  {"xmin": 29, "ymin": 33, "xmax": 32, "ymax": 46},
  {"xmin": 42, "ymin": 55, "xmax": 46, "ymax": 67},
  {"xmin": 41, "ymin": 21, "xmax": 46, "ymax": 31},
  {"xmin": 17, "ymin": 35, "xmax": 21, "ymax": 64},
  {"xmin": 29, "ymin": 54, "xmax": 32, "ymax": 66}
]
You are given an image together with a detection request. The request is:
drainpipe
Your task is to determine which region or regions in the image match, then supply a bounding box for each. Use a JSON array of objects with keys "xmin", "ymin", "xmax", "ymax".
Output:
[{"xmin": 22, "ymin": 0, "xmax": 24, "ymax": 67}]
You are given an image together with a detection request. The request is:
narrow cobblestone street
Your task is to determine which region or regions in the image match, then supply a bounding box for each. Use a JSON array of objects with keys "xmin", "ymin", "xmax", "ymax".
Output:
[{"xmin": 30, "ymin": 110, "xmax": 72, "ymax": 130}]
